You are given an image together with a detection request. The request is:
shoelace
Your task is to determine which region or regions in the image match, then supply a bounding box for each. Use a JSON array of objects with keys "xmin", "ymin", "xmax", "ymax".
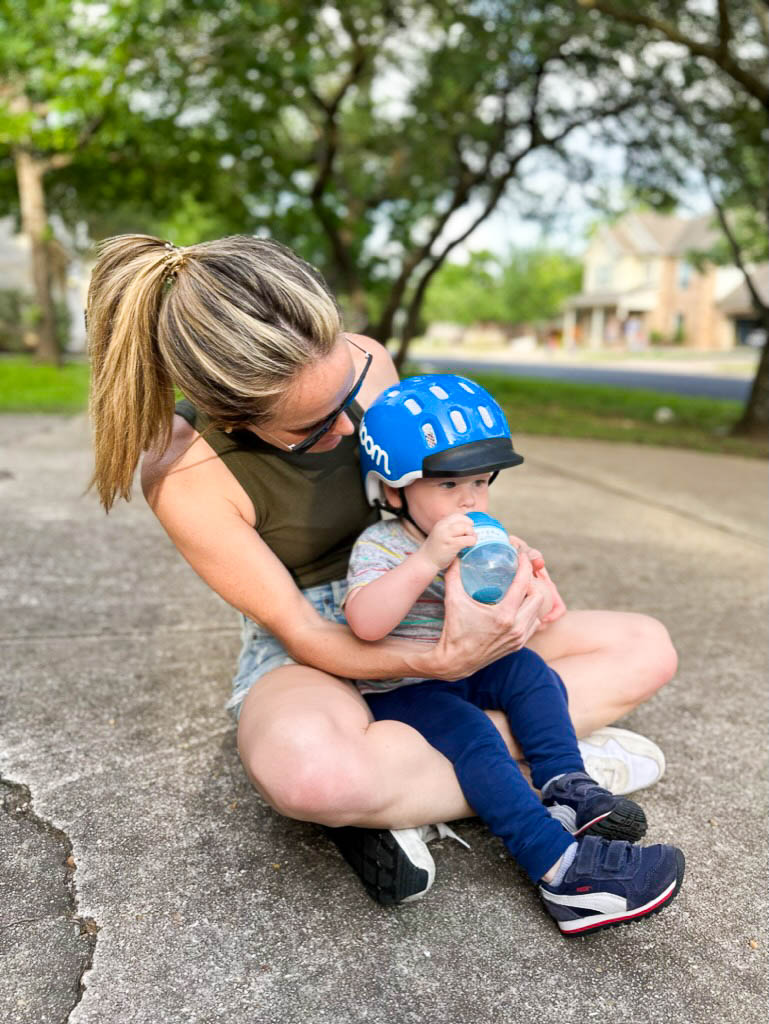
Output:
[{"xmin": 415, "ymin": 822, "xmax": 471, "ymax": 850}]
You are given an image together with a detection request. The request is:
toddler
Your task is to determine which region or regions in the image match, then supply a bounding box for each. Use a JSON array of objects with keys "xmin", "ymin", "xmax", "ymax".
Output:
[{"xmin": 345, "ymin": 374, "xmax": 685, "ymax": 935}]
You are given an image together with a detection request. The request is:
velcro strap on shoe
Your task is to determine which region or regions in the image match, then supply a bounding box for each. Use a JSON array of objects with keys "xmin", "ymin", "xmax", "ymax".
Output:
[
  {"xmin": 575, "ymin": 837, "xmax": 601, "ymax": 874},
  {"xmin": 604, "ymin": 840, "xmax": 629, "ymax": 872}
]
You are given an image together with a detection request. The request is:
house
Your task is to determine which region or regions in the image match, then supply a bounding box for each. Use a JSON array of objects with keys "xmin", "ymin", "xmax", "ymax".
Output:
[{"xmin": 562, "ymin": 211, "xmax": 764, "ymax": 350}]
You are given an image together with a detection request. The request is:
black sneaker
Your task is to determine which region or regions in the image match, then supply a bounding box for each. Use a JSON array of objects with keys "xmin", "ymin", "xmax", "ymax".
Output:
[
  {"xmin": 539, "ymin": 835, "xmax": 685, "ymax": 935},
  {"xmin": 542, "ymin": 772, "xmax": 647, "ymax": 842},
  {"xmin": 321, "ymin": 823, "xmax": 468, "ymax": 905}
]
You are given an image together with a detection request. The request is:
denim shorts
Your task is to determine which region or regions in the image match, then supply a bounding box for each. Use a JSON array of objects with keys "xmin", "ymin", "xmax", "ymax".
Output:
[{"xmin": 227, "ymin": 578, "xmax": 349, "ymax": 719}]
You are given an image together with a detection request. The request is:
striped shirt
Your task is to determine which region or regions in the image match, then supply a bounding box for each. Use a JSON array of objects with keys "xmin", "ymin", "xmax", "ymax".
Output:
[{"xmin": 345, "ymin": 518, "xmax": 445, "ymax": 693}]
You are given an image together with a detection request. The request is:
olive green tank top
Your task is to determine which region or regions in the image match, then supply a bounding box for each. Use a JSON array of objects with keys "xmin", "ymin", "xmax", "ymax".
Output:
[{"xmin": 175, "ymin": 399, "xmax": 379, "ymax": 589}]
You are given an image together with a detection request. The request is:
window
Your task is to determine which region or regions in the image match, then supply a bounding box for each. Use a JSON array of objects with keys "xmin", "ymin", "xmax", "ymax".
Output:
[
  {"xmin": 677, "ymin": 261, "xmax": 692, "ymax": 289},
  {"xmin": 595, "ymin": 264, "xmax": 612, "ymax": 287}
]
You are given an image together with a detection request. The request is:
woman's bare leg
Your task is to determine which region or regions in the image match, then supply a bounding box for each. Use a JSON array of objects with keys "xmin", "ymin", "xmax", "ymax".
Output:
[
  {"xmin": 527, "ymin": 609, "xmax": 677, "ymax": 737},
  {"xmin": 237, "ymin": 664, "xmax": 499, "ymax": 829},
  {"xmin": 237, "ymin": 609, "xmax": 675, "ymax": 830}
]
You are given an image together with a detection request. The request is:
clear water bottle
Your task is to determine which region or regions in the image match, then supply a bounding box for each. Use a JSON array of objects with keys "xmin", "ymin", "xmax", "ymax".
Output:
[{"xmin": 459, "ymin": 511, "xmax": 518, "ymax": 604}]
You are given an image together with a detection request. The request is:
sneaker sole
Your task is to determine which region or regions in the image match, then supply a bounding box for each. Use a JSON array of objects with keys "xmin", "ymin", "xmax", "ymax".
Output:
[
  {"xmin": 580, "ymin": 727, "xmax": 666, "ymax": 795},
  {"xmin": 321, "ymin": 826, "xmax": 433, "ymax": 906},
  {"xmin": 555, "ymin": 849, "xmax": 685, "ymax": 935},
  {"xmin": 578, "ymin": 798, "xmax": 648, "ymax": 843}
]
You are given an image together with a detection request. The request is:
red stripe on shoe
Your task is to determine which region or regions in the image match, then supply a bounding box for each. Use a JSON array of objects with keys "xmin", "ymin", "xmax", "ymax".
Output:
[{"xmin": 559, "ymin": 880, "xmax": 677, "ymax": 935}]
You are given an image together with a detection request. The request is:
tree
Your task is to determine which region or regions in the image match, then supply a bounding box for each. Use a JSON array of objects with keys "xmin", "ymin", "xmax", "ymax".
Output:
[
  {"xmin": 0, "ymin": 1, "xmax": 226, "ymax": 362},
  {"xmin": 422, "ymin": 252, "xmax": 507, "ymax": 325},
  {"xmin": 423, "ymin": 248, "xmax": 582, "ymax": 328},
  {"xmin": 497, "ymin": 249, "xmax": 582, "ymax": 327},
  {"xmin": 137, "ymin": 0, "xmax": 660, "ymax": 368},
  {"xmin": 577, "ymin": 0, "xmax": 769, "ymax": 436}
]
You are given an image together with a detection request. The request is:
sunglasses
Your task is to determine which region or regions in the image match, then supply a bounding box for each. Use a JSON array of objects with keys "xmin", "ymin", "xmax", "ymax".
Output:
[{"xmin": 266, "ymin": 336, "xmax": 373, "ymax": 453}]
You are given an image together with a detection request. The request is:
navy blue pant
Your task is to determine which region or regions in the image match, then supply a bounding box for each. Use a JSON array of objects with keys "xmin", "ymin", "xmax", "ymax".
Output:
[{"xmin": 365, "ymin": 648, "xmax": 584, "ymax": 882}]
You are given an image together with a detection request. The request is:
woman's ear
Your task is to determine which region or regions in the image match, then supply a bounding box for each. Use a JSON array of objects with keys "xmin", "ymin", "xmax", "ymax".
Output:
[{"xmin": 383, "ymin": 483, "xmax": 402, "ymax": 509}]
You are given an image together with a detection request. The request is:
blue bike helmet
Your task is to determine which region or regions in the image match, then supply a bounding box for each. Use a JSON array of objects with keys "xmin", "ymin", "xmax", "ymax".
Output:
[{"xmin": 359, "ymin": 374, "xmax": 523, "ymax": 510}]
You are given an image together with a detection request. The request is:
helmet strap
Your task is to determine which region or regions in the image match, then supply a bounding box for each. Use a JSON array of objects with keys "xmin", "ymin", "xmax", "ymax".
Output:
[
  {"xmin": 398, "ymin": 488, "xmax": 427, "ymax": 538},
  {"xmin": 372, "ymin": 491, "xmax": 426, "ymax": 539}
]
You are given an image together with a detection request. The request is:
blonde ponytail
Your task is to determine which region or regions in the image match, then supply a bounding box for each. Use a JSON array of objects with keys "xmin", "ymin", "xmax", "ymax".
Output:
[
  {"xmin": 88, "ymin": 236, "xmax": 175, "ymax": 510},
  {"xmin": 86, "ymin": 234, "xmax": 341, "ymax": 510}
]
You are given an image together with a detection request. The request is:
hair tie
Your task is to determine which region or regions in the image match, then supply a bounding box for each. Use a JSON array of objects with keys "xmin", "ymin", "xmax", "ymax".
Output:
[{"xmin": 162, "ymin": 242, "xmax": 188, "ymax": 279}]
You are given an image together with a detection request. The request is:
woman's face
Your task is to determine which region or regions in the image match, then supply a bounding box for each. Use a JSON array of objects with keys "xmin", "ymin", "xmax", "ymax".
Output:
[{"xmin": 250, "ymin": 337, "xmax": 360, "ymax": 453}]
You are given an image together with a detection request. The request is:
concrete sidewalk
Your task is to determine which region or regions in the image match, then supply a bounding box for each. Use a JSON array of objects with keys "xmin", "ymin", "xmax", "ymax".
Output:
[{"xmin": 1, "ymin": 415, "xmax": 766, "ymax": 1024}]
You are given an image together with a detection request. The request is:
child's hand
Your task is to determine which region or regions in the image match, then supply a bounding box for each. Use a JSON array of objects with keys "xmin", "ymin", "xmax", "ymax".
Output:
[{"xmin": 420, "ymin": 513, "xmax": 476, "ymax": 571}]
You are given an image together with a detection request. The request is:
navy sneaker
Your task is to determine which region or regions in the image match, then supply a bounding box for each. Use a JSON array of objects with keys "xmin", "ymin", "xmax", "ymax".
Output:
[
  {"xmin": 539, "ymin": 835, "xmax": 685, "ymax": 935},
  {"xmin": 542, "ymin": 772, "xmax": 647, "ymax": 842},
  {"xmin": 321, "ymin": 822, "xmax": 467, "ymax": 905}
]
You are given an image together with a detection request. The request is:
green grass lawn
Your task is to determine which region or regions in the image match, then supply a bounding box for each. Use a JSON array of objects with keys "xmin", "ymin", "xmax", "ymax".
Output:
[
  {"xmin": 405, "ymin": 363, "xmax": 766, "ymax": 459},
  {"xmin": 0, "ymin": 356, "xmax": 765, "ymax": 459},
  {"xmin": 0, "ymin": 357, "xmax": 90, "ymax": 413}
]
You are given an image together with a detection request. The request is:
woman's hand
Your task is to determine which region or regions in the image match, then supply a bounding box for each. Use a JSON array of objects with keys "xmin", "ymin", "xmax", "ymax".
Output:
[
  {"xmin": 508, "ymin": 533, "xmax": 545, "ymax": 573},
  {"xmin": 414, "ymin": 549, "xmax": 547, "ymax": 681},
  {"xmin": 533, "ymin": 564, "xmax": 568, "ymax": 624},
  {"xmin": 509, "ymin": 534, "xmax": 567, "ymax": 627}
]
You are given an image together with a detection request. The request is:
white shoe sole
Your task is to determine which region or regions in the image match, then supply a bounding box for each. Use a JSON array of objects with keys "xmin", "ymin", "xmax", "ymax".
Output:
[
  {"xmin": 391, "ymin": 829, "xmax": 437, "ymax": 903},
  {"xmin": 578, "ymin": 727, "xmax": 666, "ymax": 796}
]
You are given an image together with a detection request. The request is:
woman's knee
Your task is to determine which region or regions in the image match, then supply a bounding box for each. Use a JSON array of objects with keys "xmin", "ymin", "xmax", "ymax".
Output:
[
  {"xmin": 238, "ymin": 713, "xmax": 374, "ymax": 825},
  {"xmin": 624, "ymin": 613, "xmax": 678, "ymax": 700}
]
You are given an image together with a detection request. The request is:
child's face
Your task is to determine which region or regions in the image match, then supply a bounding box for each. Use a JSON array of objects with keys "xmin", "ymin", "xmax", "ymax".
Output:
[{"xmin": 385, "ymin": 473, "xmax": 492, "ymax": 535}]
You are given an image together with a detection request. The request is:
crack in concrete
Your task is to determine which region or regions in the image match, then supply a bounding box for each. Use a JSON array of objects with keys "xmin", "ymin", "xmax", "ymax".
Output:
[{"xmin": 1, "ymin": 775, "xmax": 99, "ymax": 1021}]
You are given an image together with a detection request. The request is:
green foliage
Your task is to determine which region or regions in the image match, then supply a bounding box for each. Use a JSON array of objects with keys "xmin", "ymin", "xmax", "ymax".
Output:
[
  {"xmin": 5, "ymin": 1, "xmax": 651, "ymax": 331},
  {"xmin": 0, "ymin": 289, "xmax": 25, "ymax": 351},
  {"xmin": 0, "ymin": 289, "xmax": 70, "ymax": 352},
  {"xmin": 423, "ymin": 249, "xmax": 581, "ymax": 326},
  {"xmin": 422, "ymin": 252, "xmax": 506, "ymax": 324},
  {"xmin": 0, "ymin": 1, "xmax": 244, "ymax": 235},
  {"xmin": 497, "ymin": 250, "xmax": 582, "ymax": 326},
  {"xmin": 586, "ymin": 2, "xmax": 768, "ymax": 266}
]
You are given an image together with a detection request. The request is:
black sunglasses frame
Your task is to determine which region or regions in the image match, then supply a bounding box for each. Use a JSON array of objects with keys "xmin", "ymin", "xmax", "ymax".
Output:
[{"xmin": 282, "ymin": 338, "xmax": 373, "ymax": 453}]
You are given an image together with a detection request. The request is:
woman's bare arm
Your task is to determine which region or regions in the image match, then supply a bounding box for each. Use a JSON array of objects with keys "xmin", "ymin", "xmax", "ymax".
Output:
[{"xmin": 142, "ymin": 416, "xmax": 546, "ymax": 685}]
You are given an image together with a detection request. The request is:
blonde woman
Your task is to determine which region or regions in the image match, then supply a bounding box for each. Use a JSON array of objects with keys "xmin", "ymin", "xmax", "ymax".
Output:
[{"xmin": 87, "ymin": 235, "xmax": 677, "ymax": 905}]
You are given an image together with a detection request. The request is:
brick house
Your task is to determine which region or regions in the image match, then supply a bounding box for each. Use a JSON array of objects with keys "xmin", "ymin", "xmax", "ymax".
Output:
[{"xmin": 562, "ymin": 211, "xmax": 762, "ymax": 350}]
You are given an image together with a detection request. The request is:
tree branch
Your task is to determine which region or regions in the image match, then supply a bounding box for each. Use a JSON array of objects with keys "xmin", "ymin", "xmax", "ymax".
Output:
[
  {"xmin": 307, "ymin": 42, "xmax": 370, "ymax": 298},
  {"xmin": 716, "ymin": 0, "xmax": 732, "ymax": 58},
  {"xmin": 390, "ymin": 80, "xmax": 648, "ymax": 363},
  {"xmin": 580, "ymin": 0, "xmax": 769, "ymax": 108}
]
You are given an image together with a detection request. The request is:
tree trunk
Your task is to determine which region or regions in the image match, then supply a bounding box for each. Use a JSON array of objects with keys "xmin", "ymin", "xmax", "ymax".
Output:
[
  {"xmin": 733, "ymin": 319, "xmax": 769, "ymax": 438},
  {"xmin": 14, "ymin": 148, "xmax": 60, "ymax": 365}
]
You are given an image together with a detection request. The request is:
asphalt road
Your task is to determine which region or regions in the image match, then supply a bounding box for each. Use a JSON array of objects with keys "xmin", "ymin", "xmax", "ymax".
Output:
[{"xmin": 412, "ymin": 355, "xmax": 753, "ymax": 400}]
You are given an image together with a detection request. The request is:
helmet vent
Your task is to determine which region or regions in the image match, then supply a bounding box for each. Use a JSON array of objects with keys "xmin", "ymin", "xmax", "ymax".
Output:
[
  {"xmin": 459, "ymin": 381, "xmax": 475, "ymax": 393},
  {"xmin": 478, "ymin": 405, "xmax": 494, "ymax": 428},
  {"xmin": 449, "ymin": 410, "xmax": 468, "ymax": 432},
  {"xmin": 387, "ymin": 389, "xmax": 401, "ymax": 398},
  {"xmin": 404, "ymin": 398, "xmax": 422, "ymax": 415},
  {"xmin": 421, "ymin": 423, "xmax": 438, "ymax": 447},
  {"xmin": 429, "ymin": 385, "xmax": 449, "ymax": 399}
]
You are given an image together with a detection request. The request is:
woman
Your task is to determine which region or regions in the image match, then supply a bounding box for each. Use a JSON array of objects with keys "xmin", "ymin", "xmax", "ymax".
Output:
[{"xmin": 87, "ymin": 234, "xmax": 677, "ymax": 905}]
